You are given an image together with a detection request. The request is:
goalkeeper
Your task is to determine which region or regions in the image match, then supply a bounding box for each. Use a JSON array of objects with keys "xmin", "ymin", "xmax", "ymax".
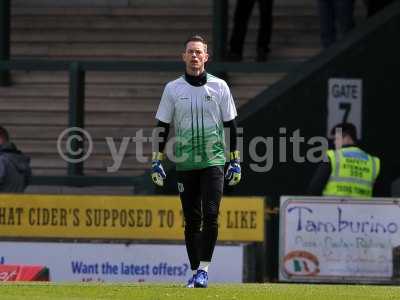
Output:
[{"xmin": 151, "ymin": 35, "xmax": 241, "ymax": 288}]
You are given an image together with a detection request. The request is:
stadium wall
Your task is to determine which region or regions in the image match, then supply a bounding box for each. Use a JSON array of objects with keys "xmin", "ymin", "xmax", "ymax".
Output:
[{"xmin": 234, "ymin": 2, "xmax": 400, "ymax": 200}]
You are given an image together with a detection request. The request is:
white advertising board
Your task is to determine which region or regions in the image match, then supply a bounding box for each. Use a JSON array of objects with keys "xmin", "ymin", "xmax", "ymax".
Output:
[
  {"xmin": 279, "ymin": 196, "xmax": 400, "ymax": 283},
  {"xmin": 327, "ymin": 78, "xmax": 362, "ymax": 139},
  {"xmin": 0, "ymin": 243, "xmax": 243, "ymax": 283}
]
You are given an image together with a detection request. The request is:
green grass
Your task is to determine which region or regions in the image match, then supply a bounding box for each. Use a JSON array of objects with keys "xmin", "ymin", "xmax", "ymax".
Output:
[{"xmin": 0, "ymin": 282, "xmax": 399, "ymax": 300}]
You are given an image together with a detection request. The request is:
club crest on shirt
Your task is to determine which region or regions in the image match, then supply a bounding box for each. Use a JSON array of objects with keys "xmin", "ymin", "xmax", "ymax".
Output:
[{"xmin": 204, "ymin": 95, "xmax": 214, "ymax": 102}]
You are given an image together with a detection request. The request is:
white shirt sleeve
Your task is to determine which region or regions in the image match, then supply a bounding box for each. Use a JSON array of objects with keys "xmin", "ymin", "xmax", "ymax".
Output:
[
  {"xmin": 219, "ymin": 81, "xmax": 238, "ymax": 122},
  {"xmin": 155, "ymin": 83, "xmax": 174, "ymax": 124}
]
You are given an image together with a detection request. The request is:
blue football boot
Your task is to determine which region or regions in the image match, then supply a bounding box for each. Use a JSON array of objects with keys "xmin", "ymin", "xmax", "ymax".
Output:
[
  {"xmin": 186, "ymin": 274, "xmax": 195, "ymax": 288},
  {"xmin": 194, "ymin": 270, "xmax": 208, "ymax": 288}
]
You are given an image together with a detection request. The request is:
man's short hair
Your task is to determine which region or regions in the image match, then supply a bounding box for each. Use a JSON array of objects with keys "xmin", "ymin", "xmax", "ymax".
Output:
[
  {"xmin": 331, "ymin": 122, "xmax": 357, "ymax": 141},
  {"xmin": 184, "ymin": 35, "xmax": 207, "ymax": 52},
  {"xmin": 0, "ymin": 126, "xmax": 10, "ymax": 142}
]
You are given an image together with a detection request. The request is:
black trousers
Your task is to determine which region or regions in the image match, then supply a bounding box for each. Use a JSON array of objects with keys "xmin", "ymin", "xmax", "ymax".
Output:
[
  {"xmin": 365, "ymin": 0, "xmax": 395, "ymax": 17},
  {"xmin": 229, "ymin": 0, "xmax": 274, "ymax": 55},
  {"xmin": 177, "ymin": 166, "xmax": 224, "ymax": 271},
  {"xmin": 318, "ymin": 0, "xmax": 355, "ymax": 48}
]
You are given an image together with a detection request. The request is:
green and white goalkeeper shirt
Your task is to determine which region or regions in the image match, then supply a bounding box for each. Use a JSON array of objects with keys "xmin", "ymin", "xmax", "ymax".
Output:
[{"xmin": 155, "ymin": 73, "xmax": 237, "ymax": 171}]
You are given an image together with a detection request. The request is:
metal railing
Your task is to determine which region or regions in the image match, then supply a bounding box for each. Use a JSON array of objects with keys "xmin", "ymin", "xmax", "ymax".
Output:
[
  {"xmin": 0, "ymin": 59, "xmax": 300, "ymax": 186},
  {"xmin": 0, "ymin": 0, "xmax": 301, "ymax": 186},
  {"xmin": 0, "ymin": 0, "xmax": 10, "ymax": 85}
]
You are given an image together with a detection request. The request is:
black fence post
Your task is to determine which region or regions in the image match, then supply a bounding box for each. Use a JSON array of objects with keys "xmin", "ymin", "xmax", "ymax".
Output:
[
  {"xmin": 212, "ymin": 0, "xmax": 228, "ymax": 62},
  {"xmin": 0, "ymin": 0, "xmax": 11, "ymax": 86},
  {"xmin": 68, "ymin": 62, "xmax": 85, "ymax": 177},
  {"xmin": 265, "ymin": 197, "xmax": 280, "ymax": 282}
]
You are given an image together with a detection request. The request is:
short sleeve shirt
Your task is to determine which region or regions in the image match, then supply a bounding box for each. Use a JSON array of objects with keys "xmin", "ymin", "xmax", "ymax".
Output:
[{"xmin": 155, "ymin": 73, "xmax": 237, "ymax": 171}]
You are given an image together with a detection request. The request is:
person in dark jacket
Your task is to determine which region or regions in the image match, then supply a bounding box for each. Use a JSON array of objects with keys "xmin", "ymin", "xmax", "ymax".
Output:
[{"xmin": 0, "ymin": 126, "xmax": 31, "ymax": 193}]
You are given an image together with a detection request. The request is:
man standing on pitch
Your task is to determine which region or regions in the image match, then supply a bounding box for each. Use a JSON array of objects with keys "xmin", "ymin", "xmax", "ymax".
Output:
[{"xmin": 151, "ymin": 35, "xmax": 241, "ymax": 288}]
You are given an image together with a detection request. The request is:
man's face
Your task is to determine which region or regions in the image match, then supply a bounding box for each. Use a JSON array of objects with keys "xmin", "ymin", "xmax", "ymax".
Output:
[
  {"xmin": 182, "ymin": 41, "xmax": 208, "ymax": 74},
  {"xmin": 334, "ymin": 133, "xmax": 344, "ymax": 150},
  {"xmin": 334, "ymin": 133, "xmax": 353, "ymax": 149}
]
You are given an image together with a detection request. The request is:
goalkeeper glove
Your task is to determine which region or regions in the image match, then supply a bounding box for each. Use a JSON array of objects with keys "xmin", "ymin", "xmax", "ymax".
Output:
[
  {"xmin": 151, "ymin": 152, "xmax": 166, "ymax": 187},
  {"xmin": 225, "ymin": 150, "xmax": 241, "ymax": 186}
]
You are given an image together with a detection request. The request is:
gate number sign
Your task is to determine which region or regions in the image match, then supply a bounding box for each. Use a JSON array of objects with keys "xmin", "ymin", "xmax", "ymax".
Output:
[{"xmin": 327, "ymin": 78, "xmax": 362, "ymax": 139}]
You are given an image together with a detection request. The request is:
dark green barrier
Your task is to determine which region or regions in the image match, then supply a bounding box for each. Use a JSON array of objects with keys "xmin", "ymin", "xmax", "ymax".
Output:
[{"xmin": 233, "ymin": 3, "xmax": 400, "ymax": 198}]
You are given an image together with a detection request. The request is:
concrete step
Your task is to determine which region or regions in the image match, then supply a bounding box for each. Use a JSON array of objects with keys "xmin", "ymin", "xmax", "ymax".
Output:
[
  {"xmin": 0, "ymin": 111, "xmax": 154, "ymax": 126},
  {"xmin": 10, "ymin": 71, "xmax": 179, "ymax": 85},
  {"xmin": 11, "ymin": 4, "xmax": 322, "ymax": 17},
  {"xmin": 10, "ymin": 42, "xmax": 191, "ymax": 59},
  {"xmin": 25, "ymin": 185, "xmax": 136, "ymax": 195},
  {"xmin": 29, "ymin": 168, "xmax": 148, "ymax": 178},
  {"xmin": 12, "ymin": 29, "xmax": 320, "ymax": 51},
  {"xmin": 0, "ymin": 83, "xmax": 275, "ymax": 100},
  {"xmin": 30, "ymin": 168, "xmax": 146, "ymax": 176},
  {"xmin": 12, "ymin": 5, "xmax": 365, "ymax": 19},
  {"xmin": 11, "ymin": 28, "xmax": 321, "ymax": 44},
  {"xmin": 0, "ymin": 96, "xmax": 257, "ymax": 114},
  {"xmin": 9, "ymin": 125, "xmax": 157, "ymax": 140},
  {"xmin": 29, "ymin": 155, "xmax": 150, "ymax": 175},
  {"xmin": 12, "ymin": 7, "xmax": 212, "ymax": 17},
  {"xmin": 84, "ymin": 169, "xmax": 147, "ymax": 176},
  {"xmin": 11, "ymin": 43, "xmax": 319, "ymax": 60},
  {"xmin": 10, "ymin": 71, "xmax": 285, "ymax": 86},
  {"xmin": 30, "ymin": 154, "xmax": 149, "ymax": 169},
  {"xmin": 16, "ymin": 139, "xmax": 153, "ymax": 155},
  {"xmin": 12, "ymin": 0, "xmax": 213, "ymax": 10},
  {"xmin": 11, "ymin": 16, "xmax": 213, "ymax": 30},
  {"xmin": 0, "ymin": 99, "xmax": 159, "ymax": 113},
  {"xmin": 11, "ymin": 0, "xmax": 318, "ymax": 9},
  {"xmin": 0, "ymin": 85, "xmax": 68, "ymax": 98},
  {"xmin": 0, "ymin": 84, "xmax": 163, "ymax": 98},
  {"xmin": 11, "ymin": 15, "xmax": 320, "ymax": 30}
]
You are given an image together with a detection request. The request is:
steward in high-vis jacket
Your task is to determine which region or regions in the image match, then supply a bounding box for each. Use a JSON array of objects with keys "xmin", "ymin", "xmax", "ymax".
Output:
[{"xmin": 308, "ymin": 123, "xmax": 380, "ymax": 197}]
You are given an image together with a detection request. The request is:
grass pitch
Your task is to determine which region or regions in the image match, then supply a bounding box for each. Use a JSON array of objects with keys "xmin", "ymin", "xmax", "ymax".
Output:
[{"xmin": 0, "ymin": 282, "xmax": 399, "ymax": 300}]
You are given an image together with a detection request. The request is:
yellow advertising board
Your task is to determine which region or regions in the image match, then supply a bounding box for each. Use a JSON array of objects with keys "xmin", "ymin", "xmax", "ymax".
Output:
[{"xmin": 0, "ymin": 194, "xmax": 264, "ymax": 242}]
